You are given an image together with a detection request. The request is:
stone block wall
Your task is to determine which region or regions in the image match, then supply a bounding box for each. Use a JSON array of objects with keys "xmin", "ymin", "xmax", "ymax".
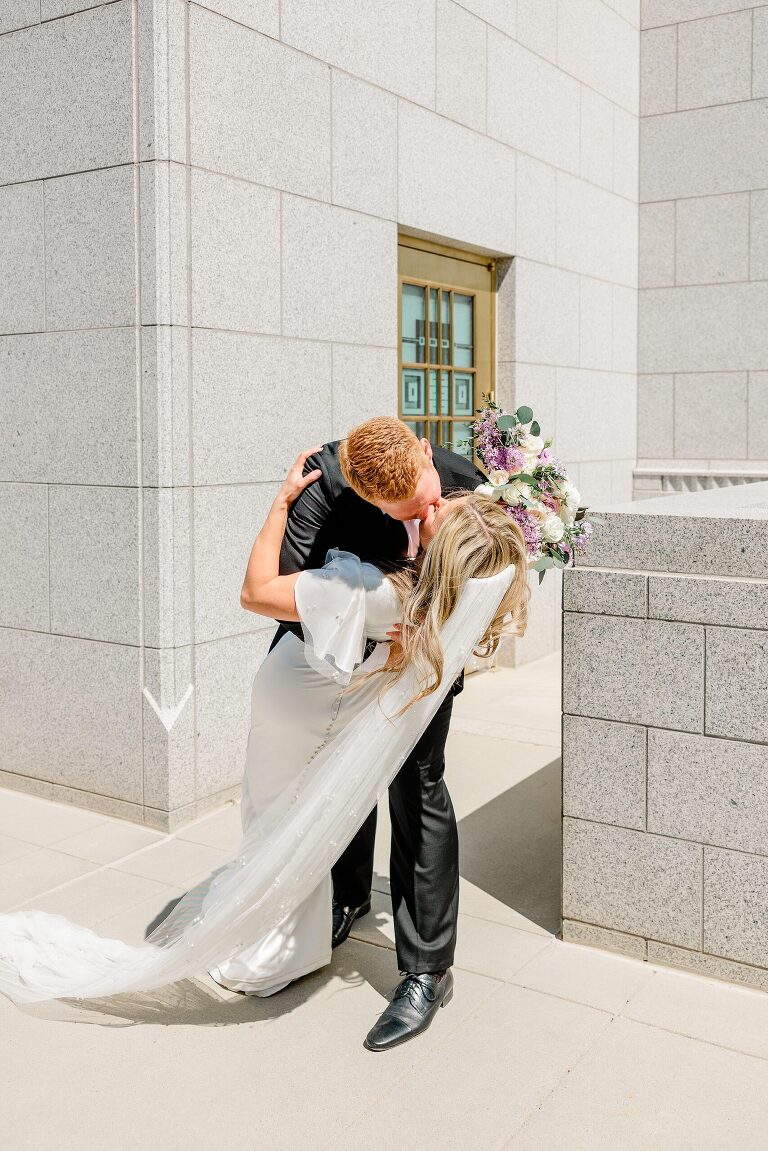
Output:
[
  {"xmin": 638, "ymin": 1, "xmax": 768, "ymax": 490},
  {"xmin": 0, "ymin": 0, "xmax": 640, "ymax": 825},
  {"xmin": 562, "ymin": 480, "xmax": 768, "ymax": 991}
]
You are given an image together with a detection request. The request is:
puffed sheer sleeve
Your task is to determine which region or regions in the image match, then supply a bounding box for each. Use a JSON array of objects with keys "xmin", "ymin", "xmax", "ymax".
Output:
[{"xmin": 293, "ymin": 550, "xmax": 399, "ymax": 684}]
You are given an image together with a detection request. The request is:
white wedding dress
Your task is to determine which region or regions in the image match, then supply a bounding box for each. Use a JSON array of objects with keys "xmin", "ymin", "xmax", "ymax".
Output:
[{"xmin": 0, "ymin": 552, "xmax": 514, "ymax": 1007}]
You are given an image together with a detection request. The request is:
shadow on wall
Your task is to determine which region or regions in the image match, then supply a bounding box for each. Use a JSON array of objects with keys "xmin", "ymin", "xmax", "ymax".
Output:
[{"xmin": 457, "ymin": 757, "xmax": 562, "ymax": 936}]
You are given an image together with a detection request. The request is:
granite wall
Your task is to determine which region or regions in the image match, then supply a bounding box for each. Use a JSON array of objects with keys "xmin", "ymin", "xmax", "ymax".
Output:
[
  {"xmin": 638, "ymin": 0, "xmax": 768, "ymax": 490},
  {"xmin": 562, "ymin": 481, "xmax": 768, "ymax": 991}
]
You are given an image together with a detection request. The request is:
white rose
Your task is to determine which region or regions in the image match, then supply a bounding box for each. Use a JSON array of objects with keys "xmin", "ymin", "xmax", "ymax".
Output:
[
  {"xmin": 541, "ymin": 514, "xmax": 565, "ymax": 543},
  {"xmin": 488, "ymin": 469, "xmax": 510, "ymax": 486},
  {"xmin": 502, "ymin": 480, "xmax": 532, "ymax": 505},
  {"xmin": 475, "ymin": 482, "xmax": 503, "ymax": 501},
  {"xmin": 560, "ymin": 482, "xmax": 581, "ymax": 527},
  {"xmin": 519, "ymin": 433, "xmax": 544, "ymax": 455}
]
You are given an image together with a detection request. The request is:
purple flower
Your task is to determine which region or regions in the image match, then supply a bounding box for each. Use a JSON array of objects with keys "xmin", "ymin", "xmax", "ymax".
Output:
[
  {"xmin": 572, "ymin": 521, "xmax": 594, "ymax": 554},
  {"xmin": 508, "ymin": 504, "xmax": 542, "ymax": 556}
]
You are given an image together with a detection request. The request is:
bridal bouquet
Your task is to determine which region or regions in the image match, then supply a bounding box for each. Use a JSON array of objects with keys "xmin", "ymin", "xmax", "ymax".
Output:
[{"xmin": 459, "ymin": 397, "xmax": 593, "ymax": 582}]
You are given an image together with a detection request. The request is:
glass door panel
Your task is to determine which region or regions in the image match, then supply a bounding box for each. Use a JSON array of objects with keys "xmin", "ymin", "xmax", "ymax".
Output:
[{"xmin": 401, "ymin": 283, "xmax": 426, "ymax": 364}]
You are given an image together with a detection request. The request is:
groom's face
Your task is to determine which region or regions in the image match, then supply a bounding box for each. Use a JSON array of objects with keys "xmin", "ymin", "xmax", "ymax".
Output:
[{"xmin": 369, "ymin": 439, "xmax": 442, "ymax": 522}]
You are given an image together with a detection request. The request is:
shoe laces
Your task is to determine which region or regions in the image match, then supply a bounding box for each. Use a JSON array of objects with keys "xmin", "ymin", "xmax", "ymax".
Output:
[{"xmin": 393, "ymin": 971, "xmax": 438, "ymax": 1009}]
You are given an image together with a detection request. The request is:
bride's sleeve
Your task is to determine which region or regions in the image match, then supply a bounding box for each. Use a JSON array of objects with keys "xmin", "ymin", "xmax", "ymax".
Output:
[{"xmin": 293, "ymin": 550, "xmax": 371, "ymax": 684}]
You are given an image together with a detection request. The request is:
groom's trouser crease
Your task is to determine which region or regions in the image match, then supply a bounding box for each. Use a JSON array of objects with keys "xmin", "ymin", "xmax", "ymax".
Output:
[{"xmin": 332, "ymin": 692, "xmax": 459, "ymax": 973}]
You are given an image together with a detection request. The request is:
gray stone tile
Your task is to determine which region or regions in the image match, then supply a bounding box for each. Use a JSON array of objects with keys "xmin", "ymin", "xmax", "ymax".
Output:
[
  {"xmin": 706, "ymin": 626, "xmax": 768, "ymax": 743},
  {"xmin": 563, "ymin": 613, "xmax": 703, "ymax": 731},
  {"xmin": 556, "ymin": 171, "xmax": 638, "ymax": 287},
  {"xmin": 0, "ymin": 1, "xmax": 39, "ymax": 33},
  {"xmin": 563, "ymin": 715, "xmax": 646, "ymax": 830},
  {"xmin": 44, "ymin": 165, "xmax": 135, "ymax": 330},
  {"xmin": 436, "ymin": 0, "xmax": 486, "ymax": 132},
  {"xmin": 515, "ymin": 261, "xmax": 580, "ymax": 365},
  {"xmin": 0, "ymin": 788, "xmax": 105, "ymax": 847},
  {"xmin": 640, "ymin": 282, "xmax": 768, "ymax": 374},
  {"xmin": 139, "ymin": 162, "xmax": 188, "ymax": 327},
  {"xmin": 557, "ymin": 0, "xmax": 639, "ymax": 112},
  {"xmin": 648, "ymin": 729, "xmax": 768, "ymax": 854},
  {"xmin": 190, "ymin": 0, "xmax": 278, "ymax": 34},
  {"xmin": 555, "ymin": 369, "xmax": 637, "ymax": 464},
  {"xmin": 140, "ymin": 325, "xmax": 190, "ymax": 488},
  {"xmin": 640, "ymin": 101, "xmax": 768, "ymax": 202},
  {"xmin": 579, "ymin": 85, "xmax": 614, "ymax": 191},
  {"xmin": 674, "ymin": 372, "xmax": 748, "ymax": 459},
  {"xmin": 136, "ymin": 0, "xmax": 187, "ymax": 164},
  {"xmin": 612, "ymin": 106, "xmax": 639, "ymax": 203},
  {"xmin": 193, "ymin": 483, "xmax": 279, "ymax": 644},
  {"xmin": 398, "ymin": 101, "xmax": 516, "ymax": 256},
  {"xmin": 639, "ymin": 201, "xmax": 675, "ymax": 289},
  {"xmin": 141, "ymin": 643, "xmax": 195, "ymax": 812},
  {"xmin": 190, "ymin": 168, "xmax": 280, "ymax": 334},
  {"xmin": 487, "ymin": 29, "xmax": 580, "ymax": 174},
  {"xmin": 677, "ymin": 10, "xmax": 752, "ymax": 110},
  {"xmin": 48, "ymin": 485, "xmax": 139, "ymax": 645},
  {"xmin": 189, "ymin": 5, "xmax": 330, "ymax": 199},
  {"xmin": 0, "ymin": 330, "xmax": 137, "ymax": 485},
  {"xmin": 458, "ymin": 0, "xmax": 516, "ymax": 37},
  {"xmin": 281, "ymin": 197, "xmax": 396, "ymax": 345},
  {"xmin": 141, "ymin": 486, "xmax": 192, "ymax": 650},
  {"xmin": 640, "ymin": 25, "xmax": 677, "ymax": 116},
  {"xmin": 113, "ymin": 837, "xmax": 232, "ymax": 887},
  {"xmin": 583, "ymin": 502, "xmax": 768, "ymax": 580},
  {"xmin": 511, "ymin": 363, "xmax": 556, "ymax": 441},
  {"xmin": 194, "ymin": 629, "xmax": 274, "ymax": 799},
  {"xmin": 331, "ymin": 344, "xmax": 398, "ymax": 440},
  {"xmin": 755, "ymin": 6, "xmax": 768, "ymax": 99},
  {"xmin": 0, "ymin": 2, "xmax": 133, "ymax": 184},
  {"xmin": 649, "ymin": 573, "xmax": 768, "ymax": 627},
  {"xmin": 0, "ymin": 182, "xmax": 44, "ymax": 334},
  {"xmin": 281, "ymin": 0, "xmax": 435, "ymax": 107},
  {"xmin": 50, "ymin": 784, "xmax": 143, "ymax": 824},
  {"xmin": 331, "ymin": 72, "xmax": 397, "ymax": 220},
  {"xmin": 191, "ymin": 329, "xmax": 332, "ymax": 485},
  {"xmin": 0, "ymin": 483, "xmax": 49, "ymax": 631},
  {"xmin": 508, "ymin": 1014, "xmax": 768, "ymax": 1151},
  {"xmin": 52, "ymin": 820, "xmax": 164, "ymax": 865},
  {"xmin": 647, "ymin": 940, "xmax": 768, "ymax": 993},
  {"xmin": 750, "ymin": 189, "xmax": 768, "ymax": 281},
  {"xmin": 562, "ymin": 918, "xmax": 647, "ymax": 960},
  {"xmin": 563, "ymin": 570, "xmax": 647, "ymax": 618},
  {"xmin": 749, "ymin": 371, "xmax": 768, "ymax": 458},
  {"xmin": 0, "ymin": 629, "xmax": 143, "ymax": 803},
  {"xmin": 516, "ymin": 0, "xmax": 557, "ymax": 59},
  {"xmin": 704, "ymin": 846, "xmax": 768, "ymax": 969},
  {"xmin": 579, "ymin": 277, "xmax": 613, "ymax": 372},
  {"xmin": 637, "ymin": 373, "xmax": 674, "ymax": 457},
  {"xmin": 643, "ymin": 1, "xmax": 761, "ymax": 26},
  {"xmin": 0, "ymin": 848, "xmax": 95, "ymax": 911},
  {"xmin": 515, "ymin": 153, "xmax": 557, "ymax": 264},
  {"xmin": 563, "ymin": 818, "xmax": 703, "ymax": 948},
  {"xmin": 41, "ymin": 0, "xmax": 105, "ymax": 16},
  {"xmin": 675, "ymin": 193, "xmax": 750, "ymax": 286}
]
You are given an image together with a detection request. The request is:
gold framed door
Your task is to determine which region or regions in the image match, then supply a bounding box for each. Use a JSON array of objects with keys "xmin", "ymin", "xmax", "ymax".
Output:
[{"xmin": 398, "ymin": 236, "xmax": 495, "ymax": 457}]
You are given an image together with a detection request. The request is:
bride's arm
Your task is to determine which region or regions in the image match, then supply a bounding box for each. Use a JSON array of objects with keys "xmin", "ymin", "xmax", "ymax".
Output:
[{"xmin": 240, "ymin": 448, "xmax": 323, "ymax": 621}]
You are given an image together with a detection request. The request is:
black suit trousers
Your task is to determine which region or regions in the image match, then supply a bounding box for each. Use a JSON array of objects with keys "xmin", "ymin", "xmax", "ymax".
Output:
[{"xmin": 331, "ymin": 690, "xmax": 459, "ymax": 973}]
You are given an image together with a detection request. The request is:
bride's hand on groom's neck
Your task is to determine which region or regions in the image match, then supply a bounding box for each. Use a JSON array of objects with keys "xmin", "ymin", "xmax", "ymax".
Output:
[{"xmin": 274, "ymin": 446, "xmax": 324, "ymax": 511}]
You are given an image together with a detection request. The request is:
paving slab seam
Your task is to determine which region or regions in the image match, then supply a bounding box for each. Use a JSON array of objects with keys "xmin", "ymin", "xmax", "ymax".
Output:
[
  {"xmin": 317, "ymin": 976, "xmax": 511, "ymax": 1151},
  {"xmin": 500, "ymin": 1012, "xmax": 624, "ymax": 1150},
  {"xmin": 610, "ymin": 1009, "xmax": 768, "ymax": 1067}
]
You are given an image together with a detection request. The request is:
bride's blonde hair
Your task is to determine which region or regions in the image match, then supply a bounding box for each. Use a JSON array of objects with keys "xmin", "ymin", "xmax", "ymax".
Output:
[{"xmin": 376, "ymin": 492, "xmax": 530, "ymax": 714}]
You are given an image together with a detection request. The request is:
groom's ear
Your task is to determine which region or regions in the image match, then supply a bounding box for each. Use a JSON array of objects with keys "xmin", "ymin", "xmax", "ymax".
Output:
[{"xmin": 419, "ymin": 438, "xmax": 434, "ymax": 462}]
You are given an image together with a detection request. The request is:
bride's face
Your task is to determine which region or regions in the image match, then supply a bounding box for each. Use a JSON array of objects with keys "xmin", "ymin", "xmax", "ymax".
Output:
[{"xmin": 419, "ymin": 496, "xmax": 467, "ymax": 549}]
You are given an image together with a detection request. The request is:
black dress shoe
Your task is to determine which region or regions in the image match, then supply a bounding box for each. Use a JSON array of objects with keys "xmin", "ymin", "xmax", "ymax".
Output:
[
  {"xmin": 331, "ymin": 898, "xmax": 371, "ymax": 949},
  {"xmin": 363, "ymin": 969, "xmax": 454, "ymax": 1052}
]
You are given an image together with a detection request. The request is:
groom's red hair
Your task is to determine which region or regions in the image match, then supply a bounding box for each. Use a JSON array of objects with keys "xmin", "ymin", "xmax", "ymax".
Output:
[{"xmin": 339, "ymin": 417, "xmax": 427, "ymax": 503}]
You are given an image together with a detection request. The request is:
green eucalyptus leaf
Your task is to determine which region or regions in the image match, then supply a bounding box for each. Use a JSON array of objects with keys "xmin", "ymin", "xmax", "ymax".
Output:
[
  {"xmin": 496, "ymin": 415, "xmax": 517, "ymax": 432},
  {"xmin": 530, "ymin": 420, "xmax": 540, "ymax": 437},
  {"xmin": 516, "ymin": 405, "xmax": 533, "ymax": 424}
]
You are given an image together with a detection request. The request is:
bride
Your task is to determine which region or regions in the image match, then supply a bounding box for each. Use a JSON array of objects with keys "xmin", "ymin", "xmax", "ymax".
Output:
[{"xmin": 0, "ymin": 449, "xmax": 529, "ymax": 1009}]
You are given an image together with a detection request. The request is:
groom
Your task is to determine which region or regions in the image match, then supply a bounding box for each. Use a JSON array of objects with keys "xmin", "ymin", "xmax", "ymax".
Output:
[{"xmin": 272, "ymin": 416, "xmax": 485, "ymax": 1052}]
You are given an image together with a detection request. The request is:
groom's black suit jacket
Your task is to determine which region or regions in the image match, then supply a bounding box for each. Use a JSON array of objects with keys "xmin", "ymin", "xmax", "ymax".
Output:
[{"xmin": 271, "ymin": 440, "xmax": 485, "ymax": 691}]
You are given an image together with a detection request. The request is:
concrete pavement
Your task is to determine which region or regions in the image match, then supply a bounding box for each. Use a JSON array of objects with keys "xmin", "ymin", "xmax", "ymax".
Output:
[{"xmin": 2, "ymin": 655, "xmax": 768, "ymax": 1149}]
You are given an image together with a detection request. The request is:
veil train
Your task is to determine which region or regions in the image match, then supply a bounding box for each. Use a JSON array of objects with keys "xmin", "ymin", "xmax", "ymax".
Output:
[{"xmin": 0, "ymin": 565, "xmax": 515, "ymax": 1007}]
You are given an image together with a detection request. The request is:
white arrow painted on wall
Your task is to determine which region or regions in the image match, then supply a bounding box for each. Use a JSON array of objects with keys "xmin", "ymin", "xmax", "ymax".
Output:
[{"xmin": 142, "ymin": 684, "xmax": 194, "ymax": 733}]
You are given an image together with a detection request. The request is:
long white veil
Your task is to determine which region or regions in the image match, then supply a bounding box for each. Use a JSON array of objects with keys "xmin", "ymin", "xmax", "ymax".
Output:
[{"xmin": 0, "ymin": 565, "xmax": 514, "ymax": 1006}]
